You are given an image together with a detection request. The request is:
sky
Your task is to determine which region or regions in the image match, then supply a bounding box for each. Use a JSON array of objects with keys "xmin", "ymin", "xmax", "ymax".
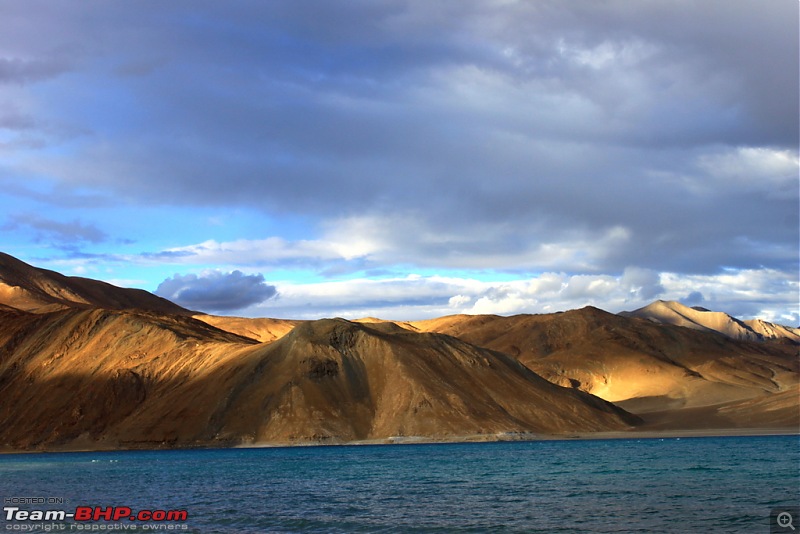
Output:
[{"xmin": 1, "ymin": 0, "xmax": 798, "ymax": 323}]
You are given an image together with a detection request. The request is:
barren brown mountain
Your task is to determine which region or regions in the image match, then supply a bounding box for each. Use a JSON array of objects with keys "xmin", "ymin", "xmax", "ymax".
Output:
[
  {"xmin": 0, "ymin": 251, "xmax": 190, "ymax": 315},
  {"xmin": 410, "ymin": 307, "xmax": 799, "ymax": 429},
  {"xmin": 0, "ymin": 253, "xmax": 640, "ymax": 451},
  {"xmin": 0, "ymin": 253, "xmax": 796, "ymax": 452},
  {"xmin": 193, "ymin": 314, "xmax": 300, "ymax": 343},
  {"xmin": 0, "ymin": 307, "xmax": 638, "ymax": 451}
]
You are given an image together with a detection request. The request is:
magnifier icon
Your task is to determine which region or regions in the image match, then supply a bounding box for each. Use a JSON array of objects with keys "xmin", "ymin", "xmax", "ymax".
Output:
[{"xmin": 778, "ymin": 512, "xmax": 796, "ymax": 530}]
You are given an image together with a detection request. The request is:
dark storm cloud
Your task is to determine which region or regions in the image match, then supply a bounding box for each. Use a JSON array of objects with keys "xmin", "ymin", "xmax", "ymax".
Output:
[
  {"xmin": 155, "ymin": 271, "xmax": 278, "ymax": 313},
  {"xmin": 3, "ymin": 0, "xmax": 798, "ymax": 277}
]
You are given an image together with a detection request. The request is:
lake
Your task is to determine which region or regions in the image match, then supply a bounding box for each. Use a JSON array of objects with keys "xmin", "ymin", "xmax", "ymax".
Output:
[{"xmin": 1, "ymin": 435, "xmax": 798, "ymax": 532}]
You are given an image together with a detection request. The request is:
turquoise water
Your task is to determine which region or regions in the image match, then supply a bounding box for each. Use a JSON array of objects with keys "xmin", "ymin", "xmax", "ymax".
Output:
[{"xmin": 1, "ymin": 435, "xmax": 798, "ymax": 533}]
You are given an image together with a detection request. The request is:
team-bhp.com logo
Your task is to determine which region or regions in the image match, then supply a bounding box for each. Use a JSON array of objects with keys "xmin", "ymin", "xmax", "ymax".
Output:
[{"xmin": 4, "ymin": 506, "xmax": 188, "ymax": 530}]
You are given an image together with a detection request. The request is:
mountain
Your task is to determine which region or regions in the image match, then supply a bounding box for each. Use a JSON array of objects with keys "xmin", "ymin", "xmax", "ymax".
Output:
[
  {"xmin": 409, "ymin": 307, "xmax": 799, "ymax": 428},
  {"xmin": 192, "ymin": 314, "xmax": 300, "ymax": 343},
  {"xmin": 0, "ymin": 252, "xmax": 796, "ymax": 452},
  {"xmin": 621, "ymin": 300, "xmax": 800, "ymax": 343},
  {"xmin": 0, "ymin": 308, "xmax": 638, "ymax": 451},
  {"xmin": 0, "ymin": 252, "xmax": 190, "ymax": 315},
  {"xmin": 0, "ymin": 306, "xmax": 256, "ymax": 450},
  {"xmin": 742, "ymin": 319, "xmax": 800, "ymax": 344},
  {"xmin": 198, "ymin": 319, "xmax": 639, "ymax": 443}
]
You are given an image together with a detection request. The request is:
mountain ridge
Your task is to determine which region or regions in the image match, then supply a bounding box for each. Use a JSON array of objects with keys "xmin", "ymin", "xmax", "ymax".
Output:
[
  {"xmin": 0, "ymin": 308, "xmax": 640, "ymax": 450},
  {"xmin": 0, "ymin": 252, "xmax": 191, "ymax": 315},
  {"xmin": 620, "ymin": 299, "xmax": 799, "ymax": 343},
  {"xmin": 407, "ymin": 305, "xmax": 798, "ymax": 428},
  {"xmin": 0, "ymin": 252, "xmax": 796, "ymax": 452}
]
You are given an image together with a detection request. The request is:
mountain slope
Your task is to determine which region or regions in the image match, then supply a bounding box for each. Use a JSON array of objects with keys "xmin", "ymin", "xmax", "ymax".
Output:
[
  {"xmin": 0, "ymin": 308, "xmax": 639, "ymax": 451},
  {"xmin": 194, "ymin": 319, "xmax": 639, "ymax": 443},
  {"xmin": 743, "ymin": 319, "xmax": 800, "ymax": 344},
  {"xmin": 410, "ymin": 307, "xmax": 799, "ymax": 426},
  {"xmin": 192, "ymin": 314, "xmax": 300, "ymax": 343},
  {"xmin": 621, "ymin": 300, "xmax": 799, "ymax": 342},
  {"xmin": 0, "ymin": 252, "xmax": 191, "ymax": 315},
  {"xmin": 0, "ymin": 306, "xmax": 258, "ymax": 449},
  {"xmin": 0, "ymin": 252, "xmax": 795, "ymax": 451}
]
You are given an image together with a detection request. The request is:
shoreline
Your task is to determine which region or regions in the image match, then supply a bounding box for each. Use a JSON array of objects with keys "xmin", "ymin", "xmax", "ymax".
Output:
[{"xmin": 2, "ymin": 426, "xmax": 797, "ymax": 455}]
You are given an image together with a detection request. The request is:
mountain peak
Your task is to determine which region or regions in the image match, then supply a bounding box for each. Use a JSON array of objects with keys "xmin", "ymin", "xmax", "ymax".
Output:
[
  {"xmin": 621, "ymin": 300, "xmax": 799, "ymax": 343},
  {"xmin": 0, "ymin": 252, "xmax": 191, "ymax": 315}
]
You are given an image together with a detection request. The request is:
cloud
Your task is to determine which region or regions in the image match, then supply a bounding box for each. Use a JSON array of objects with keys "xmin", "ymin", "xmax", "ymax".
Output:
[
  {"xmin": 696, "ymin": 147, "xmax": 799, "ymax": 199},
  {"xmin": 659, "ymin": 269, "xmax": 800, "ymax": 323},
  {"xmin": 681, "ymin": 291, "xmax": 705, "ymax": 307},
  {"xmin": 620, "ymin": 267, "xmax": 665, "ymax": 301},
  {"xmin": 3, "ymin": 213, "xmax": 107, "ymax": 245},
  {"xmin": 235, "ymin": 266, "xmax": 797, "ymax": 325},
  {"xmin": 0, "ymin": 1, "xmax": 797, "ymax": 322},
  {"xmin": 14, "ymin": 5, "xmax": 793, "ymax": 274},
  {"xmin": 155, "ymin": 271, "xmax": 278, "ymax": 313},
  {"xmin": 147, "ymin": 219, "xmax": 637, "ymax": 274},
  {"xmin": 144, "ymin": 237, "xmax": 354, "ymax": 274},
  {"xmin": 0, "ymin": 106, "xmax": 37, "ymax": 130},
  {"xmin": 0, "ymin": 57, "xmax": 70, "ymax": 85}
]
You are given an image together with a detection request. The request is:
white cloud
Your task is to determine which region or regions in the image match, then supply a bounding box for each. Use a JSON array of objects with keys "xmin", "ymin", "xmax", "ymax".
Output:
[
  {"xmin": 150, "ymin": 237, "xmax": 345, "ymax": 266},
  {"xmin": 660, "ymin": 268, "xmax": 799, "ymax": 323},
  {"xmin": 129, "ymin": 216, "xmax": 638, "ymax": 278},
  {"xmin": 470, "ymin": 291, "xmax": 530, "ymax": 315},
  {"xmin": 135, "ymin": 227, "xmax": 798, "ymax": 324},
  {"xmin": 696, "ymin": 147, "xmax": 799, "ymax": 198},
  {"xmin": 620, "ymin": 266, "xmax": 665, "ymax": 300},
  {"xmin": 233, "ymin": 266, "xmax": 798, "ymax": 325},
  {"xmin": 558, "ymin": 38, "xmax": 657, "ymax": 70},
  {"xmin": 448, "ymin": 294, "xmax": 472, "ymax": 308},
  {"xmin": 319, "ymin": 215, "xmax": 391, "ymax": 260}
]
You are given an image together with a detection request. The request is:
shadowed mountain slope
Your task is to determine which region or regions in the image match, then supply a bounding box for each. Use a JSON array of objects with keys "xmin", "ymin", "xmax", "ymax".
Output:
[
  {"xmin": 0, "ymin": 252, "xmax": 191, "ymax": 315},
  {"xmin": 0, "ymin": 306, "xmax": 258, "ymax": 449},
  {"xmin": 0, "ymin": 309, "xmax": 638, "ymax": 450}
]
